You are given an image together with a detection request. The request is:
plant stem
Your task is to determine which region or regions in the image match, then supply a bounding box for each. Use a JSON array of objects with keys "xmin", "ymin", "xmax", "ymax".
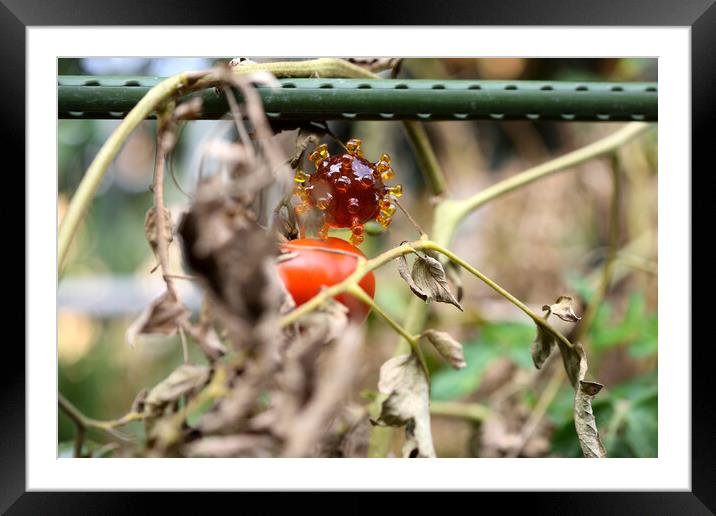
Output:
[
  {"xmin": 394, "ymin": 198, "xmax": 427, "ymax": 238},
  {"xmin": 153, "ymin": 109, "xmax": 180, "ymax": 301},
  {"xmin": 453, "ymin": 122, "xmax": 649, "ymax": 221},
  {"xmin": 347, "ymin": 284, "xmax": 429, "ymax": 379},
  {"xmin": 425, "ymin": 242, "xmax": 574, "ymax": 350},
  {"xmin": 347, "ymin": 285, "xmax": 416, "ymax": 345},
  {"xmin": 58, "ymin": 392, "xmax": 143, "ymax": 454}
]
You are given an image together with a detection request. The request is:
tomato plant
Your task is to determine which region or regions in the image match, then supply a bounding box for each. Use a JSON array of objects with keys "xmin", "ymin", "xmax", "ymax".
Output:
[{"xmin": 276, "ymin": 237, "xmax": 375, "ymax": 322}]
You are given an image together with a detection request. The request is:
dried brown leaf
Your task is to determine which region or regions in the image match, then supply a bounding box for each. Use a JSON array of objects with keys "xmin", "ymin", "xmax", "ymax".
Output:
[
  {"xmin": 294, "ymin": 297, "xmax": 349, "ymax": 346},
  {"xmin": 558, "ymin": 340, "xmax": 588, "ymax": 389},
  {"xmin": 422, "ymin": 329, "xmax": 466, "ymax": 369},
  {"xmin": 397, "ymin": 254, "xmax": 429, "ymax": 302},
  {"xmin": 372, "ymin": 353, "xmax": 436, "ymax": 458},
  {"xmin": 531, "ymin": 324, "xmax": 555, "ymax": 370},
  {"xmin": 543, "ymin": 295, "xmax": 582, "ymax": 322},
  {"xmin": 144, "ymin": 364, "xmax": 210, "ymax": 417},
  {"xmin": 574, "ymin": 380, "xmax": 607, "ymax": 458},
  {"xmin": 409, "ymin": 254, "xmax": 463, "ymax": 311},
  {"xmin": 125, "ymin": 292, "xmax": 189, "ymax": 347}
]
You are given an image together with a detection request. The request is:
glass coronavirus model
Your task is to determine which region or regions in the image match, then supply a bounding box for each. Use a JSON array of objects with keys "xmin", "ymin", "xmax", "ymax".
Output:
[{"xmin": 292, "ymin": 138, "xmax": 402, "ymax": 245}]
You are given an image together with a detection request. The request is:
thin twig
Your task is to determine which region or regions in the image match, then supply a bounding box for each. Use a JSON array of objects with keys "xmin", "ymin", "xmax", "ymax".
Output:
[
  {"xmin": 394, "ymin": 198, "xmax": 427, "ymax": 237},
  {"xmin": 153, "ymin": 110, "xmax": 180, "ymax": 301},
  {"xmin": 164, "ymin": 273, "xmax": 198, "ymax": 281},
  {"xmin": 179, "ymin": 327, "xmax": 189, "ymax": 364}
]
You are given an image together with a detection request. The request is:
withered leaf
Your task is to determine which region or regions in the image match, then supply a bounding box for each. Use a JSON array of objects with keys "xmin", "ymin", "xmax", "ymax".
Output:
[
  {"xmin": 574, "ymin": 380, "xmax": 607, "ymax": 458},
  {"xmin": 397, "ymin": 254, "xmax": 429, "ymax": 301},
  {"xmin": 531, "ymin": 324, "xmax": 555, "ymax": 370},
  {"xmin": 543, "ymin": 295, "xmax": 582, "ymax": 322},
  {"xmin": 144, "ymin": 207, "xmax": 173, "ymax": 257},
  {"xmin": 294, "ymin": 297, "xmax": 349, "ymax": 346},
  {"xmin": 557, "ymin": 340, "xmax": 588, "ymax": 389},
  {"xmin": 144, "ymin": 364, "xmax": 210, "ymax": 417},
  {"xmin": 407, "ymin": 253, "xmax": 463, "ymax": 311},
  {"xmin": 372, "ymin": 354, "xmax": 436, "ymax": 458},
  {"xmin": 125, "ymin": 292, "xmax": 189, "ymax": 347},
  {"xmin": 422, "ymin": 329, "xmax": 466, "ymax": 369}
]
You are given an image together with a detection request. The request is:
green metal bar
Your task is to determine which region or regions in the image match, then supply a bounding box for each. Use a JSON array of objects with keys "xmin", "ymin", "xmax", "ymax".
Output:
[{"xmin": 58, "ymin": 76, "xmax": 657, "ymax": 122}]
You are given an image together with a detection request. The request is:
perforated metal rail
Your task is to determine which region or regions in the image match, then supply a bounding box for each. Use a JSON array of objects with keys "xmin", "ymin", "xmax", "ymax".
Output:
[{"xmin": 58, "ymin": 76, "xmax": 658, "ymax": 122}]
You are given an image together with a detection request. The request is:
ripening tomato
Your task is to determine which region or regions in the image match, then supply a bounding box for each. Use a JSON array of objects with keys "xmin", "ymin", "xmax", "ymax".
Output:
[{"xmin": 276, "ymin": 237, "xmax": 375, "ymax": 322}]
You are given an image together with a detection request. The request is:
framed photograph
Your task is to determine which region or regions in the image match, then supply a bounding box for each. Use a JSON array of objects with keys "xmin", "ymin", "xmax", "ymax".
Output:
[{"xmin": 8, "ymin": 0, "xmax": 709, "ymax": 512}]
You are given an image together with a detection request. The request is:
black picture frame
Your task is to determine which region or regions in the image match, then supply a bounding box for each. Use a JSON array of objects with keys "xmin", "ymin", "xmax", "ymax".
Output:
[{"xmin": 6, "ymin": 0, "xmax": 709, "ymax": 513}]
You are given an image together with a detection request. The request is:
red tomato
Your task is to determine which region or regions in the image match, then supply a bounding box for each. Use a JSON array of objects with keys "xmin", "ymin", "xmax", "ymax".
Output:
[{"xmin": 276, "ymin": 237, "xmax": 375, "ymax": 322}]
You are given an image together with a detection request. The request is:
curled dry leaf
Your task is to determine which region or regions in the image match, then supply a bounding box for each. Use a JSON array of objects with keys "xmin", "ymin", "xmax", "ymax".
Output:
[
  {"xmin": 144, "ymin": 207, "xmax": 173, "ymax": 260},
  {"xmin": 542, "ymin": 295, "xmax": 582, "ymax": 322},
  {"xmin": 398, "ymin": 252, "xmax": 463, "ymax": 311},
  {"xmin": 372, "ymin": 354, "xmax": 436, "ymax": 458},
  {"xmin": 531, "ymin": 324, "xmax": 555, "ymax": 370},
  {"xmin": 422, "ymin": 329, "xmax": 466, "ymax": 369},
  {"xmin": 144, "ymin": 364, "xmax": 210, "ymax": 418},
  {"xmin": 291, "ymin": 297, "xmax": 349, "ymax": 346},
  {"xmin": 558, "ymin": 340, "xmax": 588, "ymax": 390},
  {"xmin": 530, "ymin": 296, "xmax": 581, "ymax": 372},
  {"xmin": 397, "ymin": 254, "xmax": 429, "ymax": 301},
  {"xmin": 575, "ymin": 380, "xmax": 607, "ymax": 458},
  {"xmin": 125, "ymin": 292, "xmax": 189, "ymax": 347},
  {"xmin": 529, "ymin": 295, "xmax": 605, "ymax": 458}
]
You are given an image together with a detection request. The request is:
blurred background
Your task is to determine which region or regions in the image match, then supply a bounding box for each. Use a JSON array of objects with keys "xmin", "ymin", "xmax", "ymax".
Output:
[{"xmin": 58, "ymin": 58, "xmax": 657, "ymax": 457}]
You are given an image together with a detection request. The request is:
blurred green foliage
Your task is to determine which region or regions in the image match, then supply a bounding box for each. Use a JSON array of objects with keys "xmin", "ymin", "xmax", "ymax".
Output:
[{"xmin": 429, "ymin": 287, "xmax": 657, "ymax": 457}]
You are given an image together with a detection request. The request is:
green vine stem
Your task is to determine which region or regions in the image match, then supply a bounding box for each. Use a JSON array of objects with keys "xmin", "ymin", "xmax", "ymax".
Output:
[
  {"xmin": 347, "ymin": 284, "xmax": 429, "ymax": 379},
  {"xmin": 431, "ymin": 122, "xmax": 651, "ymax": 247}
]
